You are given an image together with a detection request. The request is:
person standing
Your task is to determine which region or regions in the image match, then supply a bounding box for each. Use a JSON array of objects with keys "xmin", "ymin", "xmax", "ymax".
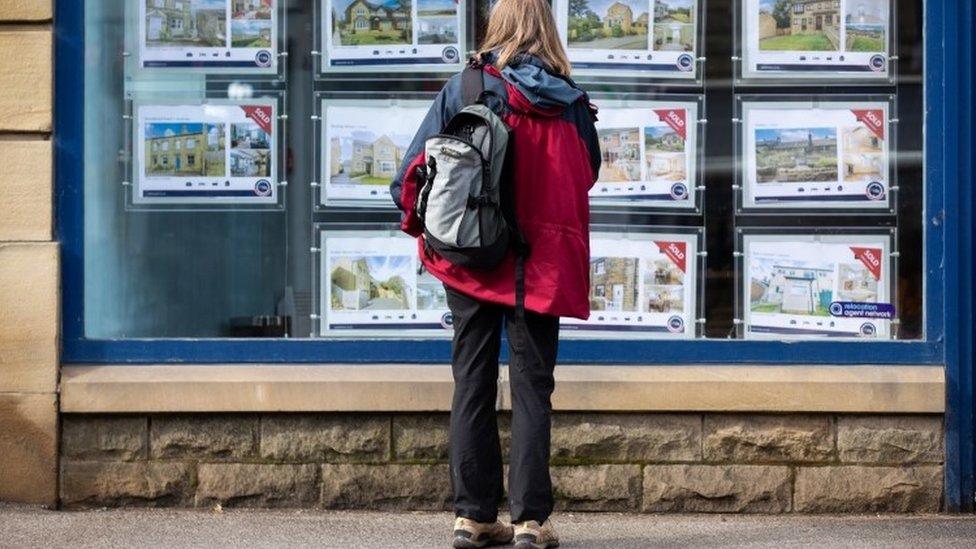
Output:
[{"xmin": 391, "ymin": 0, "xmax": 600, "ymax": 546}]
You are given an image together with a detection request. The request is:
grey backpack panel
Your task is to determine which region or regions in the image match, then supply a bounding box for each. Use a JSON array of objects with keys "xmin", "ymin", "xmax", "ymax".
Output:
[
  {"xmin": 423, "ymin": 135, "xmax": 483, "ymax": 247},
  {"xmin": 418, "ymin": 102, "xmax": 511, "ymax": 263}
]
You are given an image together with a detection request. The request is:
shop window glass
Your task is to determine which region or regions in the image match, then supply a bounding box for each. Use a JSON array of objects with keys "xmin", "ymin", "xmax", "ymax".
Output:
[{"xmin": 79, "ymin": 0, "xmax": 926, "ymax": 349}]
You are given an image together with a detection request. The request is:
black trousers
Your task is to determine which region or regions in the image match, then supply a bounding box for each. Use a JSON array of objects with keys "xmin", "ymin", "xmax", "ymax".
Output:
[{"xmin": 445, "ymin": 285, "xmax": 560, "ymax": 525}]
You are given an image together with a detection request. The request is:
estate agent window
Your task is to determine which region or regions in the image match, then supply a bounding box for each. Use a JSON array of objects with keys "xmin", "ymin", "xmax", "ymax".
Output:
[{"xmin": 66, "ymin": 0, "xmax": 940, "ymax": 365}]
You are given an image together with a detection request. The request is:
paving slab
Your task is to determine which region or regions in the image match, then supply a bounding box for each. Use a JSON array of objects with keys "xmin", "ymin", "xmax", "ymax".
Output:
[{"xmin": 1, "ymin": 505, "xmax": 975, "ymax": 548}]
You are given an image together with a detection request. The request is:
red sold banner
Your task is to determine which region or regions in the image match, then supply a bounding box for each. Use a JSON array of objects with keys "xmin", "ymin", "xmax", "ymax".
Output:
[
  {"xmin": 850, "ymin": 247, "xmax": 883, "ymax": 280},
  {"xmin": 654, "ymin": 241, "xmax": 687, "ymax": 273},
  {"xmin": 851, "ymin": 109, "xmax": 885, "ymax": 141},
  {"xmin": 653, "ymin": 108, "xmax": 687, "ymax": 140},
  {"xmin": 241, "ymin": 105, "xmax": 274, "ymax": 135}
]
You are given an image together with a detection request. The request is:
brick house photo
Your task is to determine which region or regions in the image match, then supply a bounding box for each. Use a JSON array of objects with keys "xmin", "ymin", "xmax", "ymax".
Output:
[
  {"xmin": 758, "ymin": 0, "xmax": 841, "ymax": 52},
  {"xmin": 332, "ymin": 0, "xmax": 412, "ymax": 46},
  {"xmin": 589, "ymin": 256, "xmax": 640, "ymax": 311},
  {"xmin": 653, "ymin": 0, "xmax": 695, "ymax": 51},
  {"xmin": 567, "ymin": 0, "xmax": 649, "ymax": 50},
  {"xmin": 145, "ymin": 123, "xmax": 226, "ymax": 177},
  {"xmin": 597, "ymin": 127, "xmax": 641, "ymax": 182},
  {"xmin": 145, "ymin": 0, "xmax": 227, "ymax": 48}
]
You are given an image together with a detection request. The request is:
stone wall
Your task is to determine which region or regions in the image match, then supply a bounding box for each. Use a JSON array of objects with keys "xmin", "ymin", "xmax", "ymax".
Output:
[
  {"xmin": 60, "ymin": 413, "xmax": 944, "ymax": 512},
  {"xmin": 0, "ymin": 0, "xmax": 58, "ymax": 506}
]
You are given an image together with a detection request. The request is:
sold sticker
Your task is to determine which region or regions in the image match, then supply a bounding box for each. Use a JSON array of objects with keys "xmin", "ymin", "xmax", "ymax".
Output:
[
  {"xmin": 850, "ymin": 246, "xmax": 883, "ymax": 280},
  {"xmin": 653, "ymin": 109, "xmax": 687, "ymax": 140},
  {"xmin": 241, "ymin": 105, "xmax": 274, "ymax": 134},
  {"xmin": 655, "ymin": 241, "xmax": 687, "ymax": 273},
  {"xmin": 851, "ymin": 109, "xmax": 885, "ymax": 140}
]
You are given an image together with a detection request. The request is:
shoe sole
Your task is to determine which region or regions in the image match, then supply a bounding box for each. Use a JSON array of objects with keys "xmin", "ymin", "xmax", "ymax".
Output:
[
  {"xmin": 513, "ymin": 541, "xmax": 559, "ymax": 549},
  {"xmin": 453, "ymin": 537, "xmax": 514, "ymax": 549}
]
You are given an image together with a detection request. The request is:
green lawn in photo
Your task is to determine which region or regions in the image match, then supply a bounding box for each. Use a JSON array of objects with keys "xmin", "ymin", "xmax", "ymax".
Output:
[
  {"xmin": 354, "ymin": 175, "xmax": 393, "ymax": 185},
  {"xmin": 338, "ymin": 30, "xmax": 409, "ymax": 46},
  {"xmin": 664, "ymin": 12, "xmax": 691, "ymax": 24},
  {"xmin": 231, "ymin": 38, "xmax": 271, "ymax": 47},
  {"xmin": 847, "ymin": 35, "xmax": 884, "ymax": 52},
  {"xmin": 418, "ymin": 9, "xmax": 454, "ymax": 16},
  {"xmin": 760, "ymin": 33, "xmax": 834, "ymax": 51}
]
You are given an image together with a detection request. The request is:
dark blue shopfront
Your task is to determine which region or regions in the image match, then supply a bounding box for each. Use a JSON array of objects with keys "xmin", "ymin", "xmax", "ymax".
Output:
[{"xmin": 54, "ymin": 0, "xmax": 975, "ymax": 510}]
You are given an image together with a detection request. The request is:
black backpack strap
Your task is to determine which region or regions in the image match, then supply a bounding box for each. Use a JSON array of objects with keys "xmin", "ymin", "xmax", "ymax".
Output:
[{"xmin": 461, "ymin": 64, "xmax": 485, "ymax": 106}]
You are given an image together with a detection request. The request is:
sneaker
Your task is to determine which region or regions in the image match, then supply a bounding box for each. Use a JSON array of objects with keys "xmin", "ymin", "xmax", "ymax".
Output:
[
  {"xmin": 513, "ymin": 520, "xmax": 559, "ymax": 549},
  {"xmin": 452, "ymin": 517, "xmax": 514, "ymax": 549}
]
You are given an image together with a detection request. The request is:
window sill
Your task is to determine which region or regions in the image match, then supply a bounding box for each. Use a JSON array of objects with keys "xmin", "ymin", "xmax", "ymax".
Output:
[{"xmin": 60, "ymin": 364, "xmax": 944, "ymax": 414}]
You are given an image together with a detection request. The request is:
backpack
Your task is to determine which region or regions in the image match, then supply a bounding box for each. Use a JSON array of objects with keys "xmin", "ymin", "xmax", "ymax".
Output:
[
  {"xmin": 415, "ymin": 65, "xmax": 521, "ymax": 270},
  {"xmin": 415, "ymin": 64, "xmax": 541, "ymax": 358}
]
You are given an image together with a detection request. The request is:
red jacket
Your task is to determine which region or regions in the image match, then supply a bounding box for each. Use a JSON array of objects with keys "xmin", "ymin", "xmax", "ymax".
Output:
[{"xmin": 391, "ymin": 55, "xmax": 601, "ymax": 319}]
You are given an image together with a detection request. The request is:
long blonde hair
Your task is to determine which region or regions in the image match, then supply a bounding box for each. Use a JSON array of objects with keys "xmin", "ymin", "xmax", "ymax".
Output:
[{"xmin": 477, "ymin": 0, "xmax": 572, "ymax": 76}]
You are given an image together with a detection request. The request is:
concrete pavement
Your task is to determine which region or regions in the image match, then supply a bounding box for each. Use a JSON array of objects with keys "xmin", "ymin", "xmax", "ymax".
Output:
[{"xmin": 1, "ymin": 506, "xmax": 975, "ymax": 548}]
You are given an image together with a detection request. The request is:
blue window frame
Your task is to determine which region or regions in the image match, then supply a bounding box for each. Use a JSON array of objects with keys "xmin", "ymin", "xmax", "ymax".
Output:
[{"xmin": 56, "ymin": 0, "xmax": 955, "ymax": 366}]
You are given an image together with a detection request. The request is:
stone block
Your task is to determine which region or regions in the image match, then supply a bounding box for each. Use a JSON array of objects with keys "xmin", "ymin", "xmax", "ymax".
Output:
[
  {"xmin": 320, "ymin": 464, "xmax": 451, "ymax": 510},
  {"xmin": 704, "ymin": 414, "xmax": 834, "ymax": 463},
  {"xmin": 62, "ymin": 415, "xmax": 147, "ymax": 461},
  {"xmin": 196, "ymin": 463, "xmax": 319, "ymax": 508},
  {"xmin": 794, "ymin": 465, "xmax": 942, "ymax": 513},
  {"xmin": 837, "ymin": 415, "xmax": 943, "ymax": 464},
  {"xmin": 551, "ymin": 413, "xmax": 700, "ymax": 462},
  {"xmin": 392, "ymin": 414, "xmax": 449, "ymax": 461},
  {"xmin": 0, "ymin": 140, "xmax": 52, "ymax": 241},
  {"xmin": 0, "ymin": 243, "xmax": 58, "ymax": 394},
  {"xmin": 642, "ymin": 464, "xmax": 791, "ymax": 513},
  {"xmin": 261, "ymin": 414, "xmax": 389, "ymax": 462},
  {"xmin": 0, "ymin": 31, "xmax": 52, "ymax": 132},
  {"xmin": 551, "ymin": 465, "xmax": 641, "ymax": 512},
  {"xmin": 151, "ymin": 415, "xmax": 258, "ymax": 460},
  {"xmin": 61, "ymin": 461, "xmax": 192, "ymax": 508},
  {"xmin": 0, "ymin": 0, "xmax": 52, "ymax": 20},
  {"xmin": 0, "ymin": 393, "xmax": 56, "ymax": 504}
]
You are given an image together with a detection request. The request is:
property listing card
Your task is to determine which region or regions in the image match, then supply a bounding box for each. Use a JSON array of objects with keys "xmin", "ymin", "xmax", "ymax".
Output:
[
  {"xmin": 135, "ymin": 99, "xmax": 278, "ymax": 204},
  {"xmin": 321, "ymin": 99, "xmax": 431, "ymax": 206},
  {"xmin": 320, "ymin": 232, "xmax": 452, "ymax": 335},
  {"xmin": 741, "ymin": 99, "xmax": 891, "ymax": 209},
  {"xmin": 139, "ymin": 0, "xmax": 279, "ymax": 71},
  {"xmin": 562, "ymin": 231, "xmax": 698, "ymax": 338},
  {"xmin": 740, "ymin": 0, "xmax": 891, "ymax": 80},
  {"xmin": 592, "ymin": 100, "xmax": 699, "ymax": 209},
  {"xmin": 743, "ymin": 233, "xmax": 893, "ymax": 339},
  {"xmin": 554, "ymin": 0, "xmax": 700, "ymax": 78},
  {"xmin": 321, "ymin": 0, "xmax": 465, "ymax": 72}
]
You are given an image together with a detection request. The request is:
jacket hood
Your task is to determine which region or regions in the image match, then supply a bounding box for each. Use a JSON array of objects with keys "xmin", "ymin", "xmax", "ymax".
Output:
[{"xmin": 483, "ymin": 52, "xmax": 584, "ymax": 112}]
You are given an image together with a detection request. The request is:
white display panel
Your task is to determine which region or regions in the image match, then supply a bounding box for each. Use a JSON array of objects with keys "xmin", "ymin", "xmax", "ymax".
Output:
[
  {"xmin": 320, "ymin": 0, "xmax": 466, "ymax": 73},
  {"xmin": 741, "ymin": 232, "xmax": 894, "ymax": 339},
  {"xmin": 133, "ymin": 98, "xmax": 279, "ymax": 205},
  {"xmin": 138, "ymin": 0, "xmax": 280, "ymax": 72},
  {"xmin": 592, "ymin": 99, "xmax": 700, "ymax": 209},
  {"xmin": 739, "ymin": 0, "xmax": 892, "ymax": 81},
  {"xmin": 562, "ymin": 230, "xmax": 700, "ymax": 338},
  {"xmin": 320, "ymin": 98, "xmax": 431, "ymax": 206},
  {"xmin": 554, "ymin": 0, "xmax": 701, "ymax": 79},
  {"xmin": 739, "ymin": 98, "xmax": 892, "ymax": 209},
  {"xmin": 319, "ymin": 231, "xmax": 453, "ymax": 335}
]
